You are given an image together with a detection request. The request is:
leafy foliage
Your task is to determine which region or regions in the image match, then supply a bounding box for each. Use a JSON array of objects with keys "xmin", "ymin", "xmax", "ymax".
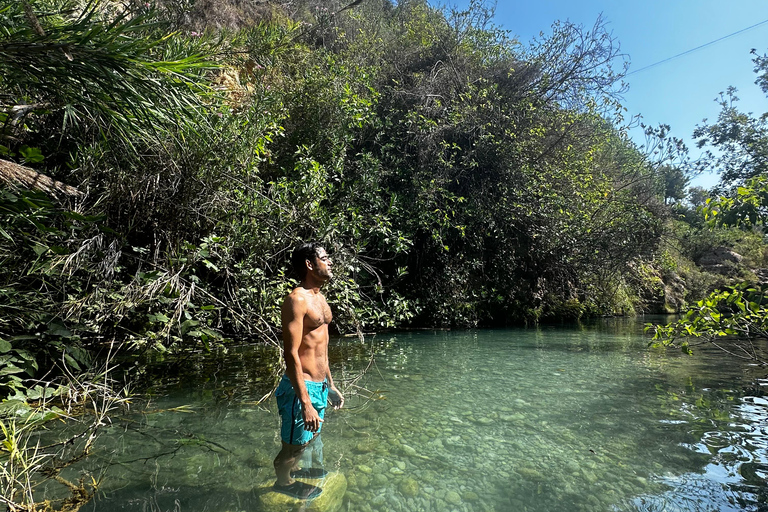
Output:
[
  {"xmin": 0, "ymin": 0, "xmax": 216, "ymax": 146},
  {"xmin": 692, "ymin": 49, "xmax": 768, "ymax": 191},
  {"xmin": 649, "ymin": 46, "xmax": 768, "ymax": 361},
  {"xmin": 0, "ymin": 0, "xmax": 688, "ymax": 395},
  {"xmin": 702, "ymin": 175, "xmax": 768, "ymax": 228},
  {"xmin": 647, "ymin": 284, "xmax": 768, "ymax": 363}
]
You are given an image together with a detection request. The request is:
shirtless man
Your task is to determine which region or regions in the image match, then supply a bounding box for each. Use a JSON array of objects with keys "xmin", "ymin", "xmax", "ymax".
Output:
[{"xmin": 273, "ymin": 242, "xmax": 344, "ymax": 499}]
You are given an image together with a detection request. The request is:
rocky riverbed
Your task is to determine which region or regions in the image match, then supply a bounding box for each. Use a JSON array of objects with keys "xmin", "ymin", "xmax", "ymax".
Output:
[{"xmin": 71, "ymin": 329, "xmax": 768, "ymax": 512}]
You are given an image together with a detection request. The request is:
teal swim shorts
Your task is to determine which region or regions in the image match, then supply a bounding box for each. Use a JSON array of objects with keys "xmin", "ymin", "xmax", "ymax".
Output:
[{"xmin": 275, "ymin": 375, "xmax": 328, "ymax": 445}]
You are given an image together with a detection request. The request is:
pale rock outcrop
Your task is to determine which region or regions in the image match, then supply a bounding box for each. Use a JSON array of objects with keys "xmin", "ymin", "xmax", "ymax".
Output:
[{"xmin": 258, "ymin": 471, "xmax": 347, "ymax": 512}]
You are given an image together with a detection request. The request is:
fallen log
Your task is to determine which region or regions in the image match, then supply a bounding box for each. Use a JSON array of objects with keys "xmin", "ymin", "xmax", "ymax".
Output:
[{"xmin": 0, "ymin": 159, "xmax": 81, "ymax": 199}]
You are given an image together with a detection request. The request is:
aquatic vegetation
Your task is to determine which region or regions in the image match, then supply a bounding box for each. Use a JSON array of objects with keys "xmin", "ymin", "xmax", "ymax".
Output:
[{"xmin": 0, "ymin": 360, "xmax": 130, "ymax": 511}]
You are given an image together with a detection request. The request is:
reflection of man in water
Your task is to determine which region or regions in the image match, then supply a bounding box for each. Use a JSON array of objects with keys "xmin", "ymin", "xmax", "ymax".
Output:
[{"xmin": 273, "ymin": 242, "xmax": 344, "ymax": 499}]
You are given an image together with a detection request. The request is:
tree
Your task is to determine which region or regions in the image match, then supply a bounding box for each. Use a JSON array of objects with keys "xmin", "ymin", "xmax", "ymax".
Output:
[
  {"xmin": 650, "ymin": 48, "xmax": 768, "ymax": 361},
  {"xmin": 702, "ymin": 175, "xmax": 768, "ymax": 228},
  {"xmin": 657, "ymin": 165, "xmax": 689, "ymax": 205},
  {"xmin": 341, "ymin": 3, "xmax": 662, "ymax": 324},
  {"xmin": 692, "ymin": 50, "xmax": 768, "ymax": 190},
  {"xmin": 695, "ymin": 50, "xmax": 768, "ymax": 229},
  {"xmin": 0, "ymin": 0, "xmax": 225, "ymax": 392},
  {"xmin": 687, "ymin": 186, "xmax": 710, "ymax": 207}
]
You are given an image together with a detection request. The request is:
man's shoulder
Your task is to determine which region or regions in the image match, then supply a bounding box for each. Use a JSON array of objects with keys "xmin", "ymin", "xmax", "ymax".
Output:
[
  {"xmin": 281, "ymin": 290, "xmax": 307, "ymax": 321},
  {"xmin": 283, "ymin": 288, "xmax": 309, "ymax": 306}
]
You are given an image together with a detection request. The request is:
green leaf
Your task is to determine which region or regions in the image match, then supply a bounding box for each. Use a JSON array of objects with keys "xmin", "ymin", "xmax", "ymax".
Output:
[
  {"xmin": 12, "ymin": 349, "xmax": 36, "ymax": 364},
  {"xmin": 0, "ymin": 400, "xmax": 29, "ymax": 416},
  {"xmin": 49, "ymin": 245, "xmax": 70, "ymax": 255},
  {"xmin": 26, "ymin": 385, "xmax": 49, "ymax": 400},
  {"xmin": 63, "ymin": 353, "xmax": 81, "ymax": 371},
  {"xmin": 180, "ymin": 319, "xmax": 200, "ymax": 335},
  {"xmin": 0, "ymin": 364, "xmax": 24, "ymax": 376},
  {"xmin": 0, "ymin": 339, "xmax": 11, "ymax": 353},
  {"xmin": 202, "ymin": 259, "xmax": 220, "ymax": 271},
  {"xmin": 19, "ymin": 146, "xmax": 45, "ymax": 164},
  {"xmin": 47, "ymin": 322, "xmax": 73, "ymax": 338},
  {"xmin": 148, "ymin": 313, "xmax": 170, "ymax": 323},
  {"xmin": 62, "ymin": 211, "xmax": 88, "ymax": 221}
]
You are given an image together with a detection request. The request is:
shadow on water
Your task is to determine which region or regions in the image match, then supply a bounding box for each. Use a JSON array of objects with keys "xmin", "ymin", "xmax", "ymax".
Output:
[
  {"xmin": 125, "ymin": 343, "xmax": 284, "ymax": 403},
  {"xmin": 41, "ymin": 322, "xmax": 768, "ymax": 512}
]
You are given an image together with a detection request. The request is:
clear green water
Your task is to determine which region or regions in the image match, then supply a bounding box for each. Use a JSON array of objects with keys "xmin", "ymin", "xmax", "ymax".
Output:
[{"xmin": 45, "ymin": 320, "xmax": 768, "ymax": 511}]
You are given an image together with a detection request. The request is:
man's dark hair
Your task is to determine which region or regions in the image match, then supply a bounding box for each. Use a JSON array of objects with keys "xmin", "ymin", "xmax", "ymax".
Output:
[{"xmin": 291, "ymin": 242, "xmax": 323, "ymax": 281}]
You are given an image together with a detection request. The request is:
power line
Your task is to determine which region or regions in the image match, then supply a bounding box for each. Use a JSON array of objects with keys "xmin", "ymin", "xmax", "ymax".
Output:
[{"xmin": 627, "ymin": 18, "xmax": 768, "ymax": 76}]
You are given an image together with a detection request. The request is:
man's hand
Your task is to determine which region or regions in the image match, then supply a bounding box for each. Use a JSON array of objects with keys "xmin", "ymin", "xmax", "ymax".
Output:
[
  {"xmin": 329, "ymin": 386, "xmax": 344, "ymax": 410},
  {"xmin": 302, "ymin": 403, "xmax": 323, "ymax": 432}
]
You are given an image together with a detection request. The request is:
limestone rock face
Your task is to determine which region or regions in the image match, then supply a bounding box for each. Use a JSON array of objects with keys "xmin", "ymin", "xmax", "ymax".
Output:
[
  {"xmin": 258, "ymin": 471, "xmax": 347, "ymax": 512},
  {"xmin": 662, "ymin": 271, "xmax": 687, "ymax": 312},
  {"xmin": 697, "ymin": 247, "xmax": 744, "ymax": 275},
  {"xmin": 697, "ymin": 247, "xmax": 743, "ymax": 266}
]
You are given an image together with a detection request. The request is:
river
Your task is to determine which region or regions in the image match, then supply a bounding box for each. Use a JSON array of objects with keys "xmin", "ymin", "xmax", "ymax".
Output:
[{"xmin": 43, "ymin": 318, "xmax": 768, "ymax": 511}]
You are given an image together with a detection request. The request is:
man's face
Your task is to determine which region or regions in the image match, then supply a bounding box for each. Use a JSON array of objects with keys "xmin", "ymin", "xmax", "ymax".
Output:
[{"xmin": 310, "ymin": 247, "xmax": 332, "ymax": 281}]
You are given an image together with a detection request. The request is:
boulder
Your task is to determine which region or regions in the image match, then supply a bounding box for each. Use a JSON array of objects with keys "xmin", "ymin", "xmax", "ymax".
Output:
[
  {"xmin": 258, "ymin": 471, "xmax": 347, "ymax": 512},
  {"xmin": 697, "ymin": 247, "xmax": 743, "ymax": 270}
]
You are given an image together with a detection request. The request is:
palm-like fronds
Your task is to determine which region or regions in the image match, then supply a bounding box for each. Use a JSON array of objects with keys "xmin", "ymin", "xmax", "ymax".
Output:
[{"xmin": 0, "ymin": 0, "xmax": 219, "ymax": 143}]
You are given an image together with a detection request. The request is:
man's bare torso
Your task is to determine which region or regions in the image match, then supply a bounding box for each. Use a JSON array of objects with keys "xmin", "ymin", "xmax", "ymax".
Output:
[{"xmin": 288, "ymin": 287, "xmax": 332, "ymax": 382}]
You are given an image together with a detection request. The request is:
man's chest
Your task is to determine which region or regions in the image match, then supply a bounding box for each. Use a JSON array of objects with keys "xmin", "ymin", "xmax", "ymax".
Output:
[{"xmin": 305, "ymin": 297, "xmax": 332, "ymax": 327}]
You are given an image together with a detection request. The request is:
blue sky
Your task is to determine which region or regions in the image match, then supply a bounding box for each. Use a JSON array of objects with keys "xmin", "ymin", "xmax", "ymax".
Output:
[{"xmin": 439, "ymin": 0, "xmax": 768, "ymax": 188}]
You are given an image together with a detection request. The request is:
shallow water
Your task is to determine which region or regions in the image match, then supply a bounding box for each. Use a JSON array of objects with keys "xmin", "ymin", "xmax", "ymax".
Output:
[{"xmin": 45, "ymin": 320, "xmax": 768, "ymax": 511}]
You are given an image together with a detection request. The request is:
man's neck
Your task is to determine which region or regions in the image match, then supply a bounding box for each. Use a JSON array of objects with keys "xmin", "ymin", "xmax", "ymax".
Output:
[{"xmin": 301, "ymin": 278, "xmax": 324, "ymax": 292}]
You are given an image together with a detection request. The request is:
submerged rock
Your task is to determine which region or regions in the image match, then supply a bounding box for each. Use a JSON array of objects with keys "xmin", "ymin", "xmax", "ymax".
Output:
[
  {"xmin": 258, "ymin": 471, "xmax": 347, "ymax": 512},
  {"xmin": 354, "ymin": 440, "xmax": 378, "ymax": 453},
  {"xmin": 399, "ymin": 477, "xmax": 419, "ymax": 497},
  {"xmin": 372, "ymin": 473, "xmax": 389, "ymax": 486},
  {"xmin": 516, "ymin": 466, "xmax": 545, "ymax": 481},
  {"xmin": 462, "ymin": 490, "xmax": 479, "ymax": 501},
  {"xmin": 444, "ymin": 490, "xmax": 462, "ymax": 505}
]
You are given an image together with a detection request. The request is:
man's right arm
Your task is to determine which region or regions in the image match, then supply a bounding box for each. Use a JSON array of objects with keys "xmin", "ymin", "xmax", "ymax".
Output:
[{"xmin": 281, "ymin": 294, "xmax": 323, "ymax": 433}]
